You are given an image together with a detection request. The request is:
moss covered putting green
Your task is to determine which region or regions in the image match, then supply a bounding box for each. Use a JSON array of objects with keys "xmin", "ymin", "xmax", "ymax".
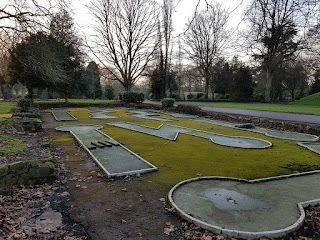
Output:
[
  {"xmin": 52, "ymin": 108, "xmax": 320, "ymax": 190},
  {"xmin": 0, "ymin": 135, "xmax": 27, "ymax": 155}
]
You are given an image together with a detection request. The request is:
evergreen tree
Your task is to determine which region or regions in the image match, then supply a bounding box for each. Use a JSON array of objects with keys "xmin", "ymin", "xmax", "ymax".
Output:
[
  {"xmin": 8, "ymin": 32, "xmax": 68, "ymax": 100},
  {"xmin": 310, "ymin": 71, "xmax": 320, "ymax": 94},
  {"xmin": 105, "ymin": 85, "xmax": 115, "ymax": 100},
  {"xmin": 84, "ymin": 61, "xmax": 102, "ymax": 99},
  {"xmin": 231, "ymin": 66, "xmax": 254, "ymax": 101},
  {"xmin": 49, "ymin": 10, "xmax": 84, "ymax": 101}
]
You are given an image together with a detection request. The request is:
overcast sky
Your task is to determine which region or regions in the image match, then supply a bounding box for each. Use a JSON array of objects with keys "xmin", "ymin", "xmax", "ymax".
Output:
[
  {"xmin": 70, "ymin": 0, "xmax": 252, "ymax": 62},
  {"xmin": 71, "ymin": 0, "xmax": 250, "ymax": 36}
]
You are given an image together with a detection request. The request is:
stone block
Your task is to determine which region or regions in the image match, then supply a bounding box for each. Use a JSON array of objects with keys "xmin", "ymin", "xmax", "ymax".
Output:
[
  {"xmin": 30, "ymin": 164, "xmax": 54, "ymax": 179},
  {"xmin": 8, "ymin": 161, "xmax": 28, "ymax": 175},
  {"xmin": 0, "ymin": 165, "xmax": 9, "ymax": 178}
]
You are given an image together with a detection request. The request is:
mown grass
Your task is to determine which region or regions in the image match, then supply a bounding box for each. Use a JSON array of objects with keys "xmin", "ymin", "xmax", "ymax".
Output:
[
  {"xmin": 51, "ymin": 108, "xmax": 320, "ymax": 190},
  {"xmin": 178, "ymin": 101, "xmax": 320, "ymax": 115},
  {"xmin": 290, "ymin": 92, "xmax": 320, "ymax": 107}
]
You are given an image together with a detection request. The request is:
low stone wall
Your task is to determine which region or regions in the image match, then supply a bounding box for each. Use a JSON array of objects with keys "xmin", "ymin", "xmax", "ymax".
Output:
[
  {"xmin": 201, "ymin": 111, "xmax": 320, "ymax": 136},
  {"xmin": 162, "ymin": 104, "xmax": 320, "ymax": 136},
  {"xmin": 0, "ymin": 160, "xmax": 55, "ymax": 192}
]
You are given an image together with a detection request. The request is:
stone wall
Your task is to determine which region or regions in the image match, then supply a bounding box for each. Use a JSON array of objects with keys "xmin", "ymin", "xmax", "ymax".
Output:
[
  {"xmin": 201, "ymin": 111, "xmax": 320, "ymax": 136},
  {"xmin": 0, "ymin": 160, "xmax": 55, "ymax": 192}
]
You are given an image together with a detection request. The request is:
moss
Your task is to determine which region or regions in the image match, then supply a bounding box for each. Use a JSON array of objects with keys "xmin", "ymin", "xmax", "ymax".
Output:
[
  {"xmin": 51, "ymin": 108, "xmax": 320, "ymax": 191},
  {"xmin": 0, "ymin": 102, "xmax": 16, "ymax": 114},
  {"xmin": 0, "ymin": 114, "xmax": 12, "ymax": 118},
  {"xmin": 0, "ymin": 135, "xmax": 27, "ymax": 155},
  {"xmin": 101, "ymin": 109, "xmax": 320, "ymax": 189}
]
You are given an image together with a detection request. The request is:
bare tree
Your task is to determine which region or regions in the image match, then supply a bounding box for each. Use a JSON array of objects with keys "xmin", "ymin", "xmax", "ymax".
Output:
[
  {"xmin": 88, "ymin": 0, "xmax": 158, "ymax": 91},
  {"xmin": 0, "ymin": 0, "xmax": 68, "ymax": 35},
  {"xmin": 184, "ymin": 1, "xmax": 230, "ymax": 99},
  {"xmin": 0, "ymin": 35, "xmax": 11, "ymax": 98},
  {"xmin": 243, "ymin": 0, "xmax": 319, "ymax": 102},
  {"xmin": 162, "ymin": 0, "xmax": 173, "ymax": 96}
]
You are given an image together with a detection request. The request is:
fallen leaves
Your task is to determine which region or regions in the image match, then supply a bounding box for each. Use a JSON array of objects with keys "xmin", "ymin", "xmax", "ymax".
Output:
[{"xmin": 0, "ymin": 143, "xmax": 89, "ymax": 240}]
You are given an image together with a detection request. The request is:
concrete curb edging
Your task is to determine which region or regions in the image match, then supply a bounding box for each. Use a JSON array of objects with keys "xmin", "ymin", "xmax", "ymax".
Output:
[
  {"xmin": 51, "ymin": 108, "xmax": 77, "ymax": 121},
  {"xmin": 195, "ymin": 118, "xmax": 319, "ymax": 142},
  {"xmin": 108, "ymin": 122, "xmax": 273, "ymax": 149},
  {"xmin": 298, "ymin": 142, "xmax": 320, "ymax": 155},
  {"xmin": 168, "ymin": 172, "xmax": 320, "ymax": 239},
  {"xmin": 56, "ymin": 124, "xmax": 158, "ymax": 178}
]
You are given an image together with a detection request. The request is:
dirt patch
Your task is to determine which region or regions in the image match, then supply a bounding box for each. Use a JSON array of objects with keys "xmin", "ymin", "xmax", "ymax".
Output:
[{"xmin": 1, "ymin": 108, "xmax": 320, "ymax": 240}]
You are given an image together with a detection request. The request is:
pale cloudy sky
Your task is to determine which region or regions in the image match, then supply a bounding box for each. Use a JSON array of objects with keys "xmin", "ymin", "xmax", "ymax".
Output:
[
  {"xmin": 70, "ymin": 0, "xmax": 252, "ymax": 61},
  {"xmin": 71, "ymin": 0, "xmax": 251, "ymax": 37}
]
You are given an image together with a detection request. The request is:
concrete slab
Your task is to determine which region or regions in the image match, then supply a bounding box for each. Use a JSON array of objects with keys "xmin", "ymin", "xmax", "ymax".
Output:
[
  {"xmin": 128, "ymin": 110, "xmax": 175, "ymax": 122},
  {"xmin": 168, "ymin": 172, "xmax": 320, "ymax": 238},
  {"xmin": 89, "ymin": 110, "xmax": 120, "ymax": 119},
  {"xmin": 152, "ymin": 110, "xmax": 199, "ymax": 119},
  {"xmin": 196, "ymin": 118, "xmax": 319, "ymax": 142},
  {"xmin": 108, "ymin": 122, "xmax": 272, "ymax": 149},
  {"xmin": 298, "ymin": 142, "xmax": 320, "ymax": 155},
  {"xmin": 56, "ymin": 125, "xmax": 158, "ymax": 177},
  {"xmin": 51, "ymin": 109, "xmax": 77, "ymax": 121}
]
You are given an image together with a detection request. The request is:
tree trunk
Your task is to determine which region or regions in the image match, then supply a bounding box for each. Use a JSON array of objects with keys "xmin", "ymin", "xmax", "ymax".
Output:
[
  {"xmin": 204, "ymin": 72, "xmax": 209, "ymax": 99},
  {"xmin": 27, "ymin": 87, "xmax": 34, "ymax": 103},
  {"xmin": 291, "ymin": 89, "xmax": 295, "ymax": 101},
  {"xmin": 265, "ymin": 68, "xmax": 272, "ymax": 103}
]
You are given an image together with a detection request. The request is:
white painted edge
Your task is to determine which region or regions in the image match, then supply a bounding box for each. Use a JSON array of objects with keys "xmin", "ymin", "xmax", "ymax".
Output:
[
  {"xmin": 51, "ymin": 108, "xmax": 77, "ymax": 121},
  {"xmin": 168, "ymin": 173, "xmax": 320, "ymax": 239},
  {"xmin": 55, "ymin": 124, "xmax": 158, "ymax": 178},
  {"xmin": 195, "ymin": 118, "xmax": 319, "ymax": 142},
  {"xmin": 108, "ymin": 122, "xmax": 272, "ymax": 149},
  {"xmin": 298, "ymin": 142, "xmax": 320, "ymax": 155},
  {"xmin": 127, "ymin": 109, "xmax": 177, "ymax": 122},
  {"xmin": 157, "ymin": 110, "xmax": 199, "ymax": 119},
  {"xmin": 88, "ymin": 111, "xmax": 120, "ymax": 119}
]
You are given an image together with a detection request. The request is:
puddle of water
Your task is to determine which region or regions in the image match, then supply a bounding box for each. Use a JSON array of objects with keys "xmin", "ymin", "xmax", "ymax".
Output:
[{"xmin": 203, "ymin": 187, "xmax": 274, "ymax": 211}]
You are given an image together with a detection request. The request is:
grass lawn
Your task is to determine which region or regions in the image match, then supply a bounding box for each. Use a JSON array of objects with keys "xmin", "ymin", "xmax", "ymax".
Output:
[
  {"xmin": 178, "ymin": 101, "xmax": 320, "ymax": 115},
  {"xmin": 52, "ymin": 108, "xmax": 320, "ymax": 190}
]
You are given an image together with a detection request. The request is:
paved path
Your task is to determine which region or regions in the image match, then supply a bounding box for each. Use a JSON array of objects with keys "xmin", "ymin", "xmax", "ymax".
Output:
[
  {"xmin": 199, "ymin": 106, "xmax": 320, "ymax": 124},
  {"xmin": 145, "ymin": 101, "xmax": 320, "ymax": 124}
]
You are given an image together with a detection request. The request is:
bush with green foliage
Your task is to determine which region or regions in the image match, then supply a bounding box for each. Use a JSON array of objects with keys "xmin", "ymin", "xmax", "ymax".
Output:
[
  {"xmin": 105, "ymin": 85, "xmax": 115, "ymax": 100},
  {"xmin": 196, "ymin": 92, "xmax": 204, "ymax": 99},
  {"xmin": 187, "ymin": 94, "xmax": 193, "ymax": 100},
  {"xmin": 121, "ymin": 91, "xmax": 144, "ymax": 103},
  {"xmin": 175, "ymin": 104, "xmax": 204, "ymax": 116},
  {"xmin": 17, "ymin": 99, "xmax": 32, "ymax": 112},
  {"xmin": 168, "ymin": 92, "xmax": 180, "ymax": 100},
  {"xmin": 162, "ymin": 98, "xmax": 175, "ymax": 108}
]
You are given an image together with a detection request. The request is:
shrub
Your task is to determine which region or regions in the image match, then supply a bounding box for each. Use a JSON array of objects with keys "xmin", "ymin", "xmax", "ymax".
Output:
[
  {"xmin": 17, "ymin": 99, "xmax": 32, "ymax": 112},
  {"xmin": 187, "ymin": 94, "xmax": 193, "ymax": 100},
  {"xmin": 122, "ymin": 91, "xmax": 145, "ymax": 103},
  {"xmin": 196, "ymin": 92, "xmax": 204, "ymax": 99},
  {"xmin": 162, "ymin": 98, "xmax": 175, "ymax": 108},
  {"xmin": 175, "ymin": 104, "xmax": 204, "ymax": 116},
  {"xmin": 169, "ymin": 92, "xmax": 181, "ymax": 100},
  {"xmin": 105, "ymin": 85, "xmax": 115, "ymax": 100}
]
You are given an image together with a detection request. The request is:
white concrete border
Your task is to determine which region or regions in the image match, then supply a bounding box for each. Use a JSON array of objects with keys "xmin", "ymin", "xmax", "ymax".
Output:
[
  {"xmin": 168, "ymin": 172, "xmax": 320, "ymax": 239},
  {"xmin": 88, "ymin": 110, "xmax": 120, "ymax": 119},
  {"xmin": 51, "ymin": 108, "xmax": 77, "ymax": 121},
  {"xmin": 298, "ymin": 142, "xmax": 320, "ymax": 155},
  {"xmin": 55, "ymin": 124, "xmax": 158, "ymax": 178},
  {"xmin": 108, "ymin": 122, "xmax": 273, "ymax": 149},
  {"xmin": 196, "ymin": 118, "xmax": 319, "ymax": 142}
]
